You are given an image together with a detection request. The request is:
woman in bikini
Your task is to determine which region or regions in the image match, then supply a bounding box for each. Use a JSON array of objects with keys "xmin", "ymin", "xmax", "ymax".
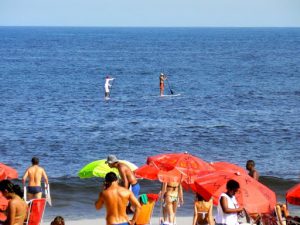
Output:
[
  {"xmin": 192, "ymin": 193, "xmax": 215, "ymax": 225},
  {"xmin": 161, "ymin": 182, "xmax": 183, "ymax": 225},
  {"xmin": 0, "ymin": 180, "xmax": 27, "ymax": 225}
]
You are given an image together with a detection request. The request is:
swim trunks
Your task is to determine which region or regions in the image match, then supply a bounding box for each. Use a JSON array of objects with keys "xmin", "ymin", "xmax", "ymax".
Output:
[
  {"xmin": 160, "ymin": 83, "xmax": 164, "ymax": 90},
  {"xmin": 27, "ymin": 186, "xmax": 42, "ymax": 194},
  {"xmin": 112, "ymin": 223, "xmax": 129, "ymax": 225},
  {"xmin": 131, "ymin": 182, "xmax": 140, "ymax": 198}
]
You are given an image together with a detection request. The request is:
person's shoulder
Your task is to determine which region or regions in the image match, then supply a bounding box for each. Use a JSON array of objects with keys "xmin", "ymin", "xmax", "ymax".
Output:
[{"xmin": 117, "ymin": 185, "xmax": 131, "ymax": 194}]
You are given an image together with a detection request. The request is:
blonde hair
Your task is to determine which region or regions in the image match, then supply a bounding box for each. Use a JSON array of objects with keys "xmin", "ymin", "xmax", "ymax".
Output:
[{"xmin": 51, "ymin": 216, "xmax": 65, "ymax": 225}]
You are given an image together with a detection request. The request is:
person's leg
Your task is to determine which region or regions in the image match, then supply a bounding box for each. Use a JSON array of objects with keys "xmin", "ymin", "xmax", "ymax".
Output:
[
  {"xmin": 172, "ymin": 200, "xmax": 178, "ymax": 224},
  {"xmin": 165, "ymin": 196, "xmax": 175, "ymax": 224}
]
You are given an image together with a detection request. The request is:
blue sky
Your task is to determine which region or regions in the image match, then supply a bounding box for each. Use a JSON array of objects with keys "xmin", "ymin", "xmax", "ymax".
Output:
[{"xmin": 1, "ymin": 0, "xmax": 300, "ymax": 27}]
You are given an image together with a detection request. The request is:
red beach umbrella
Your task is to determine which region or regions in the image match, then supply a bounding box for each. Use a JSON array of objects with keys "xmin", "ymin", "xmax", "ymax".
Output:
[
  {"xmin": 134, "ymin": 164, "xmax": 159, "ymax": 181},
  {"xmin": 193, "ymin": 170, "xmax": 276, "ymax": 214},
  {"xmin": 0, "ymin": 163, "xmax": 18, "ymax": 180},
  {"xmin": 209, "ymin": 161, "xmax": 248, "ymax": 175},
  {"xmin": 0, "ymin": 192, "xmax": 8, "ymax": 221},
  {"xmin": 146, "ymin": 152, "xmax": 215, "ymax": 183},
  {"xmin": 286, "ymin": 183, "xmax": 300, "ymax": 206},
  {"xmin": 136, "ymin": 152, "xmax": 215, "ymax": 184}
]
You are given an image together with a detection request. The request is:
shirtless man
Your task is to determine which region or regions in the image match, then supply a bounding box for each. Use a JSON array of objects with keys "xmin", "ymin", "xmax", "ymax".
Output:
[
  {"xmin": 22, "ymin": 157, "xmax": 49, "ymax": 200},
  {"xmin": 246, "ymin": 160, "xmax": 259, "ymax": 180},
  {"xmin": 106, "ymin": 155, "xmax": 140, "ymax": 198},
  {"xmin": 95, "ymin": 172, "xmax": 141, "ymax": 225}
]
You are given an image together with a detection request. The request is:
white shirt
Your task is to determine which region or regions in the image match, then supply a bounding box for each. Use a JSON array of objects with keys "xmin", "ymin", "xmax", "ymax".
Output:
[
  {"xmin": 215, "ymin": 193, "xmax": 239, "ymax": 225},
  {"xmin": 104, "ymin": 78, "xmax": 114, "ymax": 92}
]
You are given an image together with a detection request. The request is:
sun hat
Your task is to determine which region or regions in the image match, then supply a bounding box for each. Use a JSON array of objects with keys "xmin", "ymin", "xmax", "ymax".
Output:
[{"xmin": 105, "ymin": 155, "xmax": 119, "ymax": 164}]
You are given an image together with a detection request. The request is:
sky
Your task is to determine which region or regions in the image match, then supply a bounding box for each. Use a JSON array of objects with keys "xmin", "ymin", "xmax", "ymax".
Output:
[{"xmin": 0, "ymin": 0, "xmax": 300, "ymax": 27}]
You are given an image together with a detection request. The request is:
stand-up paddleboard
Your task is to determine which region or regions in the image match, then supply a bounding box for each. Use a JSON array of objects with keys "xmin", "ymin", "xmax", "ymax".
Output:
[
  {"xmin": 161, "ymin": 93, "xmax": 181, "ymax": 97},
  {"xmin": 45, "ymin": 183, "xmax": 52, "ymax": 206},
  {"xmin": 23, "ymin": 186, "xmax": 27, "ymax": 202}
]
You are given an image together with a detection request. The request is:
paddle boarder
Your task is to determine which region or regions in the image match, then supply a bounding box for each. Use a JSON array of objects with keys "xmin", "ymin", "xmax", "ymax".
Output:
[
  {"xmin": 105, "ymin": 75, "xmax": 115, "ymax": 98},
  {"xmin": 160, "ymin": 73, "xmax": 167, "ymax": 96}
]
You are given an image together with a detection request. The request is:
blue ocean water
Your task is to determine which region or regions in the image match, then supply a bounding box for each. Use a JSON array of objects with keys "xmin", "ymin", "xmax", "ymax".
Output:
[{"xmin": 0, "ymin": 27, "xmax": 300, "ymax": 220}]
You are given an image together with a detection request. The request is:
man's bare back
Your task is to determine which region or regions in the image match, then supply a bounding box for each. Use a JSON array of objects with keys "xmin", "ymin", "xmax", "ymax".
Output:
[
  {"xmin": 25, "ymin": 165, "xmax": 47, "ymax": 186},
  {"xmin": 22, "ymin": 157, "xmax": 48, "ymax": 200},
  {"xmin": 95, "ymin": 172, "xmax": 141, "ymax": 225}
]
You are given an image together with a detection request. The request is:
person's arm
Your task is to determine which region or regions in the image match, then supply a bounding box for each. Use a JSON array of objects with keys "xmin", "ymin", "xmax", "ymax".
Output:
[
  {"xmin": 119, "ymin": 167, "xmax": 129, "ymax": 189},
  {"xmin": 22, "ymin": 169, "xmax": 28, "ymax": 186},
  {"xmin": 253, "ymin": 170, "xmax": 259, "ymax": 180},
  {"xmin": 128, "ymin": 192, "xmax": 141, "ymax": 225},
  {"xmin": 95, "ymin": 192, "xmax": 104, "ymax": 210},
  {"xmin": 178, "ymin": 184, "xmax": 184, "ymax": 205},
  {"xmin": 192, "ymin": 203, "xmax": 198, "ymax": 225},
  {"xmin": 208, "ymin": 199, "xmax": 215, "ymax": 225},
  {"xmin": 7, "ymin": 201, "xmax": 16, "ymax": 225},
  {"xmin": 220, "ymin": 196, "xmax": 243, "ymax": 214},
  {"xmin": 160, "ymin": 183, "xmax": 167, "ymax": 201},
  {"xmin": 42, "ymin": 169, "xmax": 49, "ymax": 185}
]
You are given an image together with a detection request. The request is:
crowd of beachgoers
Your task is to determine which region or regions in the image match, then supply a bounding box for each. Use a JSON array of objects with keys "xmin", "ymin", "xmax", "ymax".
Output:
[{"xmin": 1, "ymin": 154, "xmax": 300, "ymax": 225}]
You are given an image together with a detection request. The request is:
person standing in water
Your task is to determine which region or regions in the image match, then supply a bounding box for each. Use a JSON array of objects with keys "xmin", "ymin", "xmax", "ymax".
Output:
[
  {"xmin": 105, "ymin": 76, "xmax": 115, "ymax": 98},
  {"xmin": 246, "ymin": 160, "xmax": 259, "ymax": 180},
  {"xmin": 159, "ymin": 73, "xmax": 167, "ymax": 96}
]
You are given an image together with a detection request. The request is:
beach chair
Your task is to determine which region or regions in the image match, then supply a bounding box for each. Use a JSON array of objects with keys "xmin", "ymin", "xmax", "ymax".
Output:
[
  {"xmin": 24, "ymin": 198, "xmax": 46, "ymax": 225},
  {"xmin": 286, "ymin": 216, "xmax": 300, "ymax": 225},
  {"xmin": 135, "ymin": 194, "xmax": 158, "ymax": 225}
]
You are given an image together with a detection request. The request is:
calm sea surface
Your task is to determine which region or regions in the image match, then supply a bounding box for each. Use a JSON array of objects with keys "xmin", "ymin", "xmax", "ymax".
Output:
[{"xmin": 0, "ymin": 27, "xmax": 299, "ymax": 220}]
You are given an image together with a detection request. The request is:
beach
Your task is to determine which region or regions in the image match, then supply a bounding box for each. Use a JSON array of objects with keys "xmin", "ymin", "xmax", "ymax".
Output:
[{"xmin": 41, "ymin": 217, "xmax": 193, "ymax": 225}]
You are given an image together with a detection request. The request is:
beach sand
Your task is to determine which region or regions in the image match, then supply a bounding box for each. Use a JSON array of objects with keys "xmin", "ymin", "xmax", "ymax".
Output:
[{"xmin": 42, "ymin": 216, "xmax": 193, "ymax": 225}]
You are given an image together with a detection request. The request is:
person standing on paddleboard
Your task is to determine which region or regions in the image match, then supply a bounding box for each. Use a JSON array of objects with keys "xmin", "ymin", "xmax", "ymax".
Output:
[
  {"xmin": 159, "ymin": 72, "xmax": 167, "ymax": 96},
  {"xmin": 104, "ymin": 75, "xmax": 115, "ymax": 98}
]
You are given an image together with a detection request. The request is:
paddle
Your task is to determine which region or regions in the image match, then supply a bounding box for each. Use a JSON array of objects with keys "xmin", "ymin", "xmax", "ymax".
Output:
[{"xmin": 165, "ymin": 76, "xmax": 174, "ymax": 95}]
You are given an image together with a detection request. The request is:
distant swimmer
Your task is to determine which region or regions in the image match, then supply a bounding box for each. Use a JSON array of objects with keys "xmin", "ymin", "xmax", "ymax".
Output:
[
  {"xmin": 22, "ymin": 157, "xmax": 49, "ymax": 200},
  {"xmin": 159, "ymin": 73, "xmax": 167, "ymax": 96},
  {"xmin": 105, "ymin": 75, "xmax": 115, "ymax": 98}
]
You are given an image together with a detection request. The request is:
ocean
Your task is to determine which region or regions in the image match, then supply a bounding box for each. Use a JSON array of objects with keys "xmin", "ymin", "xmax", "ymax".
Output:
[{"xmin": 0, "ymin": 27, "xmax": 299, "ymax": 220}]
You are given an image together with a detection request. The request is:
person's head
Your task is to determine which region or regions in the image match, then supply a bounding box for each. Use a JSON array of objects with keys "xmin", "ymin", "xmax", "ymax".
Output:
[
  {"xmin": 105, "ymin": 155, "xmax": 119, "ymax": 168},
  {"xmin": 104, "ymin": 172, "xmax": 118, "ymax": 189},
  {"xmin": 50, "ymin": 216, "xmax": 65, "ymax": 225},
  {"xmin": 32, "ymin": 157, "xmax": 39, "ymax": 165},
  {"xmin": 226, "ymin": 179, "xmax": 240, "ymax": 196},
  {"xmin": 0, "ymin": 180, "xmax": 23, "ymax": 199},
  {"xmin": 195, "ymin": 193, "xmax": 205, "ymax": 201},
  {"xmin": 246, "ymin": 160, "xmax": 255, "ymax": 171}
]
